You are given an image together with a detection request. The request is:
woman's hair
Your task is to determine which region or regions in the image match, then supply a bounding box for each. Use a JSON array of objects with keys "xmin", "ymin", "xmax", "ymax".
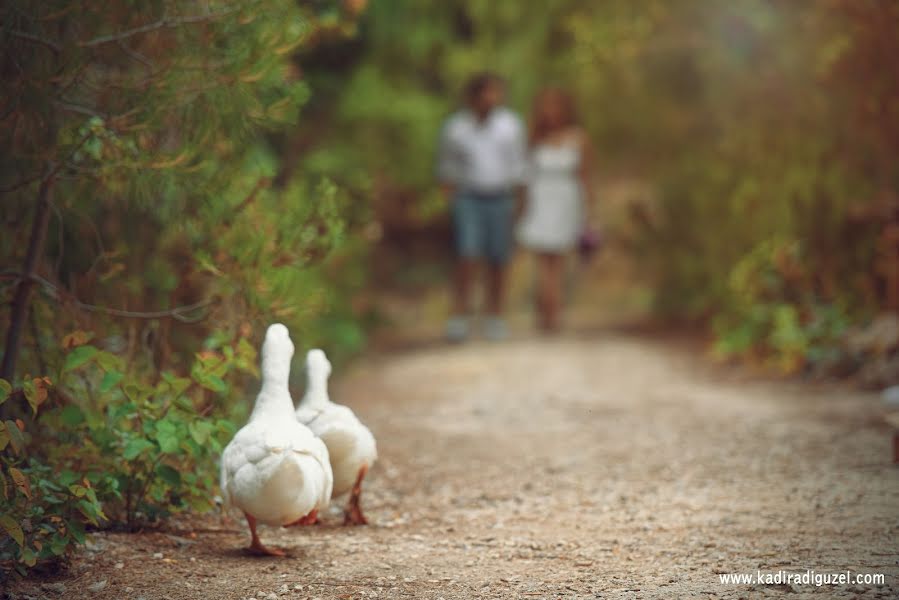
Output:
[
  {"xmin": 529, "ymin": 87, "xmax": 578, "ymax": 144},
  {"xmin": 464, "ymin": 71, "xmax": 504, "ymax": 103}
]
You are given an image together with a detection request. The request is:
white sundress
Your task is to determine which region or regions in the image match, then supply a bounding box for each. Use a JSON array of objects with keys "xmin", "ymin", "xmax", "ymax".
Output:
[{"xmin": 517, "ymin": 142, "xmax": 584, "ymax": 253}]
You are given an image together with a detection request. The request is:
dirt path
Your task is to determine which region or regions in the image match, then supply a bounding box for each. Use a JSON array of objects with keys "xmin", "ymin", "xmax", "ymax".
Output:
[{"xmin": 10, "ymin": 331, "xmax": 898, "ymax": 599}]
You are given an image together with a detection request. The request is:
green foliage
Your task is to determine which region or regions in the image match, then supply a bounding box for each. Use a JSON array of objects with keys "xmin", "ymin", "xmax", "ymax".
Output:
[
  {"xmin": 0, "ymin": 0, "xmax": 369, "ymax": 577},
  {"xmin": 1, "ymin": 377, "xmax": 106, "ymax": 575},
  {"xmin": 711, "ymin": 239, "xmax": 852, "ymax": 372},
  {"xmin": 0, "ymin": 335, "xmax": 254, "ymax": 574},
  {"xmin": 606, "ymin": 1, "xmax": 894, "ymax": 367},
  {"xmin": 48, "ymin": 338, "xmax": 253, "ymax": 524}
]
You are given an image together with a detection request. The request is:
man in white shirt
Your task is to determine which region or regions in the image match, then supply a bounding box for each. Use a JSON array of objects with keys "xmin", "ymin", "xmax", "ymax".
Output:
[{"xmin": 436, "ymin": 72, "xmax": 527, "ymax": 341}]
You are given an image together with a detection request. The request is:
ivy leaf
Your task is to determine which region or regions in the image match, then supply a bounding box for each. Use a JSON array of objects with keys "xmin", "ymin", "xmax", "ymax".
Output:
[
  {"xmin": 161, "ymin": 372, "xmax": 192, "ymax": 396},
  {"xmin": 77, "ymin": 499, "xmax": 101, "ymax": 526},
  {"xmin": 48, "ymin": 536, "xmax": 68, "ymax": 556},
  {"xmin": 23, "ymin": 377, "xmax": 50, "ymax": 415},
  {"xmin": 156, "ymin": 464, "xmax": 181, "ymax": 486},
  {"xmin": 5, "ymin": 419, "xmax": 25, "ymax": 454},
  {"xmin": 62, "ymin": 345, "xmax": 98, "ymax": 372},
  {"xmin": 198, "ymin": 374, "xmax": 227, "ymax": 394},
  {"xmin": 67, "ymin": 519, "xmax": 86, "ymax": 544},
  {"xmin": 188, "ymin": 420, "xmax": 213, "ymax": 445},
  {"xmin": 95, "ymin": 351, "xmax": 125, "ymax": 373},
  {"xmin": 60, "ymin": 405, "xmax": 85, "ymax": 426},
  {"xmin": 99, "ymin": 371, "xmax": 124, "ymax": 393},
  {"xmin": 123, "ymin": 382, "xmax": 151, "ymax": 404},
  {"xmin": 155, "ymin": 420, "xmax": 180, "ymax": 454},
  {"xmin": 9, "ymin": 467, "xmax": 31, "ymax": 499},
  {"xmin": 0, "ymin": 515, "xmax": 24, "ymax": 547},
  {"xmin": 0, "ymin": 378, "xmax": 11, "ymax": 405},
  {"xmin": 122, "ymin": 438, "xmax": 154, "ymax": 460}
]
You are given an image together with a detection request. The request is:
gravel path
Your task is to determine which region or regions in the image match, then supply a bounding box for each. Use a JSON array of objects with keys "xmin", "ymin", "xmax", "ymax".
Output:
[{"xmin": 9, "ymin": 332, "xmax": 899, "ymax": 599}]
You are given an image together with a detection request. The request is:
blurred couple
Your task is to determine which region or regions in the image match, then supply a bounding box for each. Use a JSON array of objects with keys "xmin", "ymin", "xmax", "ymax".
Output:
[{"xmin": 437, "ymin": 72, "xmax": 596, "ymax": 342}]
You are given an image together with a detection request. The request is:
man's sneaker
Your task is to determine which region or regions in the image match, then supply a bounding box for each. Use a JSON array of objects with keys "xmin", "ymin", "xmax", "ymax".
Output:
[
  {"xmin": 445, "ymin": 316, "xmax": 470, "ymax": 343},
  {"xmin": 483, "ymin": 316, "xmax": 508, "ymax": 341}
]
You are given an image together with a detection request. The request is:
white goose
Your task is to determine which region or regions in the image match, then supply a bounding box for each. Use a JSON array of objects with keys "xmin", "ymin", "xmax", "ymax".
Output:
[
  {"xmin": 296, "ymin": 349, "xmax": 377, "ymax": 525},
  {"xmin": 220, "ymin": 324, "xmax": 333, "ymax": 555}
]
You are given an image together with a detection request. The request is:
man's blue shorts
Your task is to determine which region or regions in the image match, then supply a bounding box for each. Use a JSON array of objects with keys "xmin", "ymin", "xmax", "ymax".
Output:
[{"xmin": 452, "ymin": 190, "xmax": 514, "ymax": 265}]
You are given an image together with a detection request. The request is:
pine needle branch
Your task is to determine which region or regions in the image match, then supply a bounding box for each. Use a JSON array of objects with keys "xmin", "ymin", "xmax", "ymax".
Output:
[{"xmin": 79, "ymin": 3, "xmax": 251, "ymax": 47}]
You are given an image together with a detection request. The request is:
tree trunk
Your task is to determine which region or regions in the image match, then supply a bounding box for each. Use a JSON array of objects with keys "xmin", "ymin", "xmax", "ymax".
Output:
[{"xmin": 1, "ymin": 168, "xmax": 55, "ymax": 388}]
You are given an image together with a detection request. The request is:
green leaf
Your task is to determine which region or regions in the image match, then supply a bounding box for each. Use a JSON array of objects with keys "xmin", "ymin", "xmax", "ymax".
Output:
[
  {"xmin": 77, "ymin": 499, "xmax": 101, "ymax": 526},
  {"xmin": 156, "ymin": 464, "xmax": 181, "ymax": 487},
  {"xmin": 161, "ymin": 372, "xmax": 192, "ymax": 395},
  {"xmin": 0, "ymin": 421, "xmax": 9, "ymax": 452},
  {"xmin": 5, "ymin": 419, "xmax": 24, "ymax": 454},
  {"xmin": 109, "ymin": 401, "xmax": 138, "ymax": 422},
  {"xmin": 123, "ymin": 382, "xmax": 151, "ymax": 404},
  {"xmin": 174, "ymin": 395, "xmax": 195, "ymax": 412},
  {"xmin": 198, "ymin": 374, "xmax": 227, "ymax": 394},
  {"xmin": 67, "ymin": 519, "xmax": 86, "ymax": 544},
  {"xmin": 48, "ymin": 536, "xmax": 68, "ymax": 556},
  {"xmin": 122, "ymin": 438, "xmax": 154, "ymax": 460},
  {"xmin": 0, "ymin": 514, "xmax": 24, "ymax": 547},
  {"xmin": 99, "ymin": 371, "xmax": 124, "ymax": 393},
  {"xmin": 62, "ymin": 345, "xmax": 98, "ymax": 372},
  {"xmin": 0, "ymin": 378, "xmax": 11, "ymax": 405},
  {"xmin": 155, "ymin": 420, "xmax": 180, "ymax": 454},
  {"xmin": 22, "ymin": 377, "xmax": 50, "ymax": 415},
  {"xmin": 58, "ymin": 470, "xmax": 79, "ymax": 487},
  {"xmin": 188, "ymin": 420, "xmax": 213, "ymax": 445},
  {"xmin": 60, "ymin": 405, "xmax": 85, "ymax": 426},
  {"xmin": 95, "ymin": 351, "xmax": 125, "ymax": 372}
]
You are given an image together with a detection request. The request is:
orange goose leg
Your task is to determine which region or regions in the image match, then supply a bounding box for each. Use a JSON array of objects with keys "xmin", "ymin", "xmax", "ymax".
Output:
[
  {"xmin": 245, "ymin": 512, "xmax": 285, "ymax": 556},
  {"xmin": 284, "ymin": 508, "xmax": 319, "ymax": 527},
  {"xmin": 344, "ymin": 464, "xmax": 369, "ymax": 526}
]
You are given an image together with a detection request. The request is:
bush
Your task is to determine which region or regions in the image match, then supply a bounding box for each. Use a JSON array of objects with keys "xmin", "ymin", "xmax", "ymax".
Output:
[
  {"xmin": 1, "ymin": 378, "xmax": 105, "ymax": 574},
  {"xmin": 0, "ymin": 333, "xmax": 262, "ymax": 574},
  {"xmin": 711, "ymin": 238, "xmax": 852, "ymax": 373}
]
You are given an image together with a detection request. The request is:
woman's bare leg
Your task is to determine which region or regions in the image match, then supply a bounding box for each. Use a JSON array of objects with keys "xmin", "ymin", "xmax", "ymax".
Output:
[{"xmin": 536, "ymin": 253, "xmax": 563, "ymax": 332}]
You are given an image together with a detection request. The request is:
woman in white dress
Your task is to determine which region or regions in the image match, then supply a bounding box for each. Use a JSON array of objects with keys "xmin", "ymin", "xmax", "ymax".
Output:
[{"xmin": 517, "ymin": 88, "xmax": 596, "ymax": 332}]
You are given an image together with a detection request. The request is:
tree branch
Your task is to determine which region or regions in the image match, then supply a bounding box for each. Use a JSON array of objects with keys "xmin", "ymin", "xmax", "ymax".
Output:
[
  {"xmin": 0, "ymin": 132, "xmax": 93, "ymax": 194},
  {"xmin": 0, "ymin": 173, "xmax": 43, "ymax": 194},
  {"xmin": 116, "ymin": 39, "xmax": 154, "ymax": 72},
  {"xmin": 53, "ymin": 99, "xmax": 105, "ymax": 118},
  {"xmin": 5, "ymin": 29, "xmax": 62, "ymax": 53},
  {"xmin": 79, "ymin": 4, "xmax": 248, "ymax": 47},
  {"xmin": 15, "ymin": 272, "xmax": 216, "ymax": 323}
]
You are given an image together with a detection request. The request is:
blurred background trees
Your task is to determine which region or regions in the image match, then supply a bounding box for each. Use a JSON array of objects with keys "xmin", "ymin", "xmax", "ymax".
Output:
[
  {"xmin": 1, "ymin": 0, "xmax": 896, "ymax": 574},
  {"xmin": 295, "ymin": 0, "xmax": 896, "ymax": 376}
]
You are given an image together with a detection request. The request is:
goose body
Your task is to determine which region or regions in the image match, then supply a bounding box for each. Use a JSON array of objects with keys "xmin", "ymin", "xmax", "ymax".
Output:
[
  {"xmin": 220, "ymin": 324, "xmax": 333, "ymax": 554},
  {"xmin": 296, "ymin": 349, "xmax": 377, "ymax": 524}
]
